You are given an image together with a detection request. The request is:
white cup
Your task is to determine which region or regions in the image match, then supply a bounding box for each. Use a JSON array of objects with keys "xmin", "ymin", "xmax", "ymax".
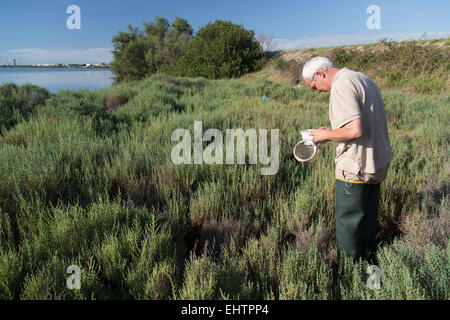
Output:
[{"xmin": 301, "ymin": 129, "xmax": 313, "ymax": 141}]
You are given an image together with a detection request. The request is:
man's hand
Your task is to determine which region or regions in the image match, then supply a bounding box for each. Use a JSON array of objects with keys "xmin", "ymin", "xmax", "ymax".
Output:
[
  {"xmin": 310, "ymin": 119, "xmax": 363, "ymax": 143},
  {"xmin": 310, "ymin": 126, "xmax": 331, "ymax": 144}
]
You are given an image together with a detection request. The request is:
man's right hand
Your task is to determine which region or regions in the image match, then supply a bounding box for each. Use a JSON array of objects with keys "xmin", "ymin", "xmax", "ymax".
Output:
[{"xmin": 310, "ymin": 126, "xmax": 331, "ymax": 144}]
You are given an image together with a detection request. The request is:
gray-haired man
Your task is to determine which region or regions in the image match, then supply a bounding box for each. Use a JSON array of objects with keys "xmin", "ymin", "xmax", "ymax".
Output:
[{"xmin": 302, "ymin": 56, "xmax": 391, "ymax": 260}]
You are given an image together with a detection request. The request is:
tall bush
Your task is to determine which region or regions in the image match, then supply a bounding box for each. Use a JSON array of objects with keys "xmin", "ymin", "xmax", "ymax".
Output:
[
  {"xmin": 174, "ymin": 20, "xmax": 264, "ymax": 79},
  {"xmin": 0, "ymin": 83, "xmax": 50, "ymax": 132},
  {"xmin": 110, "ymin": 17, "xmax": 193, "ymax": 82}
]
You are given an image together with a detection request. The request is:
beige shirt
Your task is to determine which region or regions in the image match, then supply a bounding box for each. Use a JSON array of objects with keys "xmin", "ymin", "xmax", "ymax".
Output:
[
  {"xmin": 335, "ymin": 164, "xmax": 389, "ymax": 184},
  {"xmin": 329, "ymin": 68, "xmax": 392, "ymax": 177}
]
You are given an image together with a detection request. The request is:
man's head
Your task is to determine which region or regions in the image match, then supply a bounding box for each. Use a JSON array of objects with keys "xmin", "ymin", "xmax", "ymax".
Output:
[{"xmin": 302, "ymin": 57, "xmax": 339, "ymax": 93}]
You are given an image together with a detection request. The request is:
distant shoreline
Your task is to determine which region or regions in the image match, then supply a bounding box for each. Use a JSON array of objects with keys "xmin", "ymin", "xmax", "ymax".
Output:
[{"xmin": 1, "ymin": 65, "xmax": 110, "ymax": 69}]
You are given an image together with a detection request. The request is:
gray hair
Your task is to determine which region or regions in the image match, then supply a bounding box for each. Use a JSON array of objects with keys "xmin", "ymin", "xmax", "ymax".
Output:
[{"xmin": 302, "ymin": 57, "xmax": 337, "ymax": 81}]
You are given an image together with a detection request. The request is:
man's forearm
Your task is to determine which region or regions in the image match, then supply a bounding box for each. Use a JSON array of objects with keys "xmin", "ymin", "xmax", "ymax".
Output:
[
  {"xmin": 325, "ymin": 125, "xmax": 362, "ymax": 141},
  {"xmin": 310, "ymin": 118, "xmax": 363, "ymax": 143}
]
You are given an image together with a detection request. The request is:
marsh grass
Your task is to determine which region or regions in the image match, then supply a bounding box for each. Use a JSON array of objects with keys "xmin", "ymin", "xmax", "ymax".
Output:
[
  {"xmin": 0, "ymin": 43, "xmax": 448, "ymax": 299},
  {"xmin": 271, "ymin": 39, "xmax": 450, "ymax": 95}
]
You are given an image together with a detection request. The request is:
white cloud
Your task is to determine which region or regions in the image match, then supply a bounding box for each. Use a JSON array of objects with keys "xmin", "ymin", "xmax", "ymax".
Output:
[
  {"xmin": 0, "ymin": 48, "xmax": 113, "ymax": 65},
  {"xmin": 271, "ymin": 31, "xmax": 450, "ymax": 51}
]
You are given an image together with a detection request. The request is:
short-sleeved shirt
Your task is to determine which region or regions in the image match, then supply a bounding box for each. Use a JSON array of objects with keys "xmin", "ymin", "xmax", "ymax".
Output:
[{"xmin": 329, "ymin": 67, "xmax": 391, "ymax": 175}]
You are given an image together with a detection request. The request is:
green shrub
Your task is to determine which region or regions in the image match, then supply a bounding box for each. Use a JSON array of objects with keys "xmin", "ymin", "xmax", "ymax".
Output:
[
  {"xmin": 272, "ymin": 58, "xmax": 290, "ymax": 70},
  {"xmin": 177, "ymin": 253, "xmax": 219, "ymax": 299},
  {"xmin": 174, "ymin": 20, "xmax": 264, "ymax": 79},
  {"xmin": 271, "ymin": 58, "xmax": 303, "ymax": 85},
  {"xmin": 0, "ymin": 83, "xmax": 50, "ymax": 132},
  {"xmin": 110, "ymin": 17, "xmax": 193, "ymax": 82}
]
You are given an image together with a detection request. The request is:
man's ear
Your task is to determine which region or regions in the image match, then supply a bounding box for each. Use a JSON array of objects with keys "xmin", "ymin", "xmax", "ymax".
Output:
[{"xmin": 315, "ymin": 70, "xmax": 326, "ymax": 79}]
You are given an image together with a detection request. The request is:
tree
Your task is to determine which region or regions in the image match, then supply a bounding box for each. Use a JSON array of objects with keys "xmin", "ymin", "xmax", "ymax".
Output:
[
  {"xmin": 174, "ymin": 20, "xmax": 264, "ymax": 79},
  {"xmin": 144, "ymin": 17, "xmax": 193, "ymax": 74},
  {"xmin": 172, "ymin": 17, "xmax": 193, "ymax": 36},
  {"xmin": 110, "ymin": 25, "xmax": 150, "ymax": 82},
  {"xmin": 110, "ymin": 17, "xmax": 193, "ymax": 82},
  {"xmin": 256, "ymin": 33, "xmax": 275, "ymax": 52}
]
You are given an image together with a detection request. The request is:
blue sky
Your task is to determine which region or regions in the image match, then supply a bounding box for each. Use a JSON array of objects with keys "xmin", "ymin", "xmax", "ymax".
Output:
[{"xmin": 0, "ymin": 0, "xmax": 448, "ymax": 64}]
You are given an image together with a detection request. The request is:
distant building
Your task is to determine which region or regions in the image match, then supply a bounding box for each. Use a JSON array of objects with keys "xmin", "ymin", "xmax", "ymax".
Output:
[{"xmin": 13, "ymin": 59, "xmax": 16, "ymax": 67}]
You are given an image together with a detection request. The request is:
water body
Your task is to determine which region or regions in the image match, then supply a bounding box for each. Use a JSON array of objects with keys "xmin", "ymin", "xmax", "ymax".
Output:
[{"xmin": 0, "ymin": 67, "xmax": 115, "ymax": 93}]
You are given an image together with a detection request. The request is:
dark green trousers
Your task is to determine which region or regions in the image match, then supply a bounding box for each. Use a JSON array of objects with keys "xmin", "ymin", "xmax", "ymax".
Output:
[{"xmin": 335, "ymin": 179, "xmax": 381, "ymax": 260}]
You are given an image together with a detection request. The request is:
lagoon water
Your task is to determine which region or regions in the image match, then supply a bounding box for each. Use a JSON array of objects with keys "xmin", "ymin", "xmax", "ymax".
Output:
[{"xmin": 0, "ymin": 67, "xmax": 114, "ymax": 93}]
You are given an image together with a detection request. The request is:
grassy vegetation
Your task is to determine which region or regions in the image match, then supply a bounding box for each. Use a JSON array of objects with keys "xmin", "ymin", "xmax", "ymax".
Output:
[
  {"xmin": 0, "ymin": 83, "xmax": 50, "ymax": 133},
  {"xmin": 265, "ymin": 39, "xmax": 450, "ymax": 94},
  {"xmin": 0, "ymin": 40, "xmax": 449, "ymax": 300}
]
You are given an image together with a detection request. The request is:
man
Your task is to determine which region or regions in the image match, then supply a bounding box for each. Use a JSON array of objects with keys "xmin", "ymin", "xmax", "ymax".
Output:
[{"xmin": 302, "ymin": 57, "xmax": 391, "ymax": 260}]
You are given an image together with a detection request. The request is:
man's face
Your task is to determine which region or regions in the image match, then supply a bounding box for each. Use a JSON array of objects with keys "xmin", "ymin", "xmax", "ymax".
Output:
[
  {"xmin": 304, "ymin": 71, "xmax": 329, "ymax": 93},
  {"xmin": 304, "ymin": 78, "xmax": 319, "ymax": 92}
]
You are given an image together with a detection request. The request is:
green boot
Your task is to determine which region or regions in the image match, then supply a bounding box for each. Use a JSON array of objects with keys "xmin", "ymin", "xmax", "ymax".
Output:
[{"xmin": 335, "ymin": 180, "xmax": 380, "ymax": 260}]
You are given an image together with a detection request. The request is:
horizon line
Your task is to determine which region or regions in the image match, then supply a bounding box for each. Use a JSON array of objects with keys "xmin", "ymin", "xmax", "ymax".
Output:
[{"xmin": 1, "ymin": 31, "xmax": 448, "ymax": 65}]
